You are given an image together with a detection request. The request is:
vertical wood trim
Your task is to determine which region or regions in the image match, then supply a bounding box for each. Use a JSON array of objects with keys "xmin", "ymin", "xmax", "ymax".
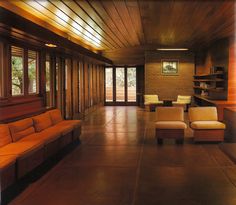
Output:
[
  {"xmin": 39, "ymin": 51, "xmax": 46, "ymax": 106},
  {"xmin": 113, "ymin": 66, "xmax": 116, "ymax": 102},
  {"xmin": 125, "ymin": 67, "xmax": 127, "ymax": 103}
]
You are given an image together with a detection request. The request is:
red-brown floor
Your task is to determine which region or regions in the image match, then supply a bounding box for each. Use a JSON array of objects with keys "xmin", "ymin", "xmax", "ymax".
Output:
[{"xmin": 7, "ymin": 106, "xmax": 236, "ymax": 205}]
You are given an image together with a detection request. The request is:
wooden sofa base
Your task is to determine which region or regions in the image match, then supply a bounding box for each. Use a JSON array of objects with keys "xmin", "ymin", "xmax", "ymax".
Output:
[
  {"xmin": 72, "ymin": 127, "xmax": 81, "ymax": 141},
  {"xmin": 44, "ymin": 139, "xmax": 61, "ymax": 159},
  {"xmin": 17, "ymin": 147, "xmax": 44, "ymax": 178},
  {"xmin": 156, "ymin": 129, "xmax": 184, "ymax": 144},
  {"xmin": 193, "ymin": 129, "xmax": 224, "ymax": 142},
  {"xmin": 60, "ymin": 132, "xmax": 73, "ymax": 148},
  {"xmin": 1, "ymin": 163, "xmax": 16, "ymax": 191}
]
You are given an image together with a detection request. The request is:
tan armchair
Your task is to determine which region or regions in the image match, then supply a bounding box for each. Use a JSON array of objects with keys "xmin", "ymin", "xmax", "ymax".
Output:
[
  {"xmin": 189, "ymin": 107, "xmax": 225, "ymax": 142},
  {"xmin": 144, "ymin": 95, "xmax": 163, "ymax": 111},
  {"xmin": 172, "ymin": 95, "xmax": 191, "ymax": 111},
  {"xmin": 155, "ymin": 107, "xmax": 187, "ymax": 144}
]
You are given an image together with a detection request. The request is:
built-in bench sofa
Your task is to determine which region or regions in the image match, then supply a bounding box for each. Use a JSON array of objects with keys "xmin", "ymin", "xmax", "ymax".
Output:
[{"xmin": 0, "ymin": 109, "xmax": 81, "ymax": 191}]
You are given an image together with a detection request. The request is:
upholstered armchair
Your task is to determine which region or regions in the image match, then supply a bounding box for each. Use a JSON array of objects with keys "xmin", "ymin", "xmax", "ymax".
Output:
[
  {"xmin": 189, "ymin": 107, "xmax": 225, "ymax": 142},
  {"xmin": 144, "ymin": 95, "xmax": 163, "ymax": 111},
  {"xmin": 155, "ymin": 107, "xmax": 187, "ymax": 144},
  {"xmin": 172, "ymin": 95, "xmax": 191, "ymax": 111}
]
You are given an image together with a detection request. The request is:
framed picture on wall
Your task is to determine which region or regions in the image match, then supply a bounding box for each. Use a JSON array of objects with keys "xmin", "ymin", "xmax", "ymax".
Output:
[{"xmin": 161, "ymin": 60, "xmax": 179, "ymax": 75}]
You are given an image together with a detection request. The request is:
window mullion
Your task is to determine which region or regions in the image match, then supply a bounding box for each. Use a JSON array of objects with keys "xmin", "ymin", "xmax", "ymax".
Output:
[{"xmin": 24, "ymin": 48, "xmax": 28, "ymax": 95}]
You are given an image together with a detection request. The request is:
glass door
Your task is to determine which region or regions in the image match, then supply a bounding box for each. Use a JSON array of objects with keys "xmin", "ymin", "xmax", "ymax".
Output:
[
  {"xmin": 105, "ymin": 67, "xmax": 137, "ymax": 105},
  {"xmin": 127, "ymin": 67, "xmax": 136, "ymax": 102},
  {"xmin": 105, "ymin": 67, "xmax": 113, "ymax": 102},
  {"xmin": 115, "ymin": 67, "xmax": 125, "ymax": 102}
]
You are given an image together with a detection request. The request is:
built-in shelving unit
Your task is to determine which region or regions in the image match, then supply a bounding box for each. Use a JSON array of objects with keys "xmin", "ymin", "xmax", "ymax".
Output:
[{"xmin": 193, "ymin": 67, "xmax": 227, "ymax": 100}]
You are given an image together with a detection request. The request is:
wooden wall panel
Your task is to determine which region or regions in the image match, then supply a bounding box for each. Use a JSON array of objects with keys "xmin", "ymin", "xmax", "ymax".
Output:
[
  {"xmin": 228, "ymin": 37, "xmax": 236, "ymax": 101},
  {"xmin": 72, "ymin": 59, "xmax": 79, "ymax": 116},
  {"xmin": 195, "ymin": 38, "xmax": 229, "ymax": 100},
  {"xmin": 145, "ymin": 51, "xmax": 194, "ymax": 99},
  {"xmin": 83, "ymin": 62, "xmax": 89, "ymax": 110},
  {"xmin": 0, "ymin": 97, "xmax": 44, "ymax": 123}
]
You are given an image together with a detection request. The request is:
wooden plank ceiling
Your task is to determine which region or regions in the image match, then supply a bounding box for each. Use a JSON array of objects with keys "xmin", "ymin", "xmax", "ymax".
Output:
[{"xmin": 0, "ymin": 0, "xmax": 235, "ymax": 64}]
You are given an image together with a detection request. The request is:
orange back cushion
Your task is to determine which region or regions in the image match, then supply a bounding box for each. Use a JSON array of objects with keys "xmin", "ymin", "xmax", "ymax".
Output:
[
  {"xmin": 8, "ymin": 118, "xmax": 35, "ymax": 142},
  {"xmin": 0, "ymin": 124, "xmax": 12, "ymax": 148},
  {"xmin": 48, "ymin": 109, "xmax": 63, "ymax": 125},
  {"xmin": 33, "ymin": 112, "xmax": 52, "ymax": 132}
]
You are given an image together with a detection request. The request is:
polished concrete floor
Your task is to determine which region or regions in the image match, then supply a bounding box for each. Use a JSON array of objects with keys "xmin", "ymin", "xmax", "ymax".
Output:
[{"xmin": 7, "ymin": 106, "xmax": 236, "ymax": 205}]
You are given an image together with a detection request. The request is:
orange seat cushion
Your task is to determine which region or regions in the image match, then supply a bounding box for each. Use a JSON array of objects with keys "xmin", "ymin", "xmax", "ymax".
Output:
[
  {"xmin": 0, "ymin": 124, "xmax": 12, "ymax": 148},
  {"xmin": 0, "ymin": 155, "xmax": 16, "ymax": 170},
  {"xmin": 47, "ymin": 109, "xmax": 63, "ymax": 125},
  {"xmin": 8, "ymin": 118, "xmax": 35, "ymax": 142},
  {"xmin": 57, "ymin": 120, "xmax": 81, "ymax": 129},
  {"xmin": 33, "ymin": 113, "xmax": 52, "ymax": 132},
  {"xmin": 0, "ymin": 140, "xmax": 43, "ymax": 158},
  {"xmin": 53, "ymin": 123, "xmax": 74, "ymax": 135},
  {"xmin": 21, "ymin": 128, "xmax": 61, "ymax": 144}
]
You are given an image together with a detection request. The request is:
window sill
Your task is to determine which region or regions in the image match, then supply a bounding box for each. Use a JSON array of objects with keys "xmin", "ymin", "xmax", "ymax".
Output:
[{"xmin": 0, "ymin": 95, "xmax": 43, "ymax": 107}]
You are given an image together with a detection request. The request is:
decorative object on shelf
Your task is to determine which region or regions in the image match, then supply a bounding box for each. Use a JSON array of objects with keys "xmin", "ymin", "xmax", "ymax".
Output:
[{"xmin": 161, "ymin": 60, "xmax": 178, "ymax": 75}]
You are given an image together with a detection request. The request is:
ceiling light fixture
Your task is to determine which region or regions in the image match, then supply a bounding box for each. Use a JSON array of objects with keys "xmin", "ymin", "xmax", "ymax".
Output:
[
  {"xmin": 45, "ymin": 43, "xmax": 57, "ymax": 48},
  {"xmin": 157, "ymin": 48, "xmax": 188, "ymax": 51}
]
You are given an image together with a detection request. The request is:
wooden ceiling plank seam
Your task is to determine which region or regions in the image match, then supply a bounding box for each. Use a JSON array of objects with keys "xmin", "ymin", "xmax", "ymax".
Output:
[
  {"xmin": 19, "ymin": 0, "xmax": 100, "ymax": 48},
  {"xmin": 125, "ymin": 0, "xmax": 145, "ymax": 45},
  {"xmin": 73, "ymin": 0, "xmax": 122, "ymax": 49},
  {"xmin": 80, "ymin": 0, "xmax": 124, "ymax": 49},
  {"xmin": 99, "ymin": 0, "xmax": 133, "ymax": 47},
  {"xmin": 84, "ymin": 0, "xmax": 125, "ymax": 49},
  {"xmin": 30, "ymin": 0, "xmax": 109, "ymax": 50},
  {"xmin": 60, "ymin": 0, "xmax": 117, "ymax": 50},
  {"xmin": 88, "ymin": 0, "xmax": 129, "ymax": 48},
  {"xmin": 53, "ymin": 0, "xmax": 115, "ymax": 49},
  {"xmin": 110, "ymin": 0, "xmax": 137, "ymax": 47},
  {"xmin": 45, "ymin": 0, "xmax": 112, "ymax": 50},
  {"xmin": 137, "ymin": 0, "xmax": 147, "ymax": 44},
  {"xmin": 112, "ymin": 0, "xmax": 140, "ymax": 45}
]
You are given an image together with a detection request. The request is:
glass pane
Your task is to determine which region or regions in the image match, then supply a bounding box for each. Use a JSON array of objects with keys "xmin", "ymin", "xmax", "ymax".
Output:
[
  {"xmin": 116, "ymin": 67, "xmax": 125, "ymax": 102},
  {"xmin": 105, "ymin": 67, "xmax": 113, "ymax": 102},
  {"xmin": 45, "ymin": 55, "xmax": 52, "ymax": 107},
  {"xmin": 11, "ymin": 46, "xmax": 24, "ymax": 96},
  {"xmin": 28, "ymin": 50, "xmax": 37, "ymax": 93},
  {"xmin": 127, "ymin": 67, "xmax": 136, "ymax": 102}
]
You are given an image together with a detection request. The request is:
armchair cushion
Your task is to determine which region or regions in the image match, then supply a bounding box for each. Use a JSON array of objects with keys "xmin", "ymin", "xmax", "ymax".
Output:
[
  {"xmin": 156, "ymin": 107, "xmax": 184, "ymax": 121},
  {"xmin": 189, "ymin": 107, "xmax": 218, "ymax": 122},
  {"xmin": 155, "ymin": 121, "xmax": 187, "ymax": 129},
  {"xmin": 191, "ymin": 121, "xmax": 225, "ymax": 130},
  {"xmin": 0, "ymin": 124, "xmax": 12, "ymax": 148},
  {"xmin": 144, "ymin": 95, "xmax": 163, "ymax": 105},
  {"xmin": 8, "ymin": 118, "xmax": 35, "ymax": 142},
  {"xmin": 173, "ymin": 95, "xmax": 191, "ymax": 104},
  {"xmin": 32, "ymin": 113, "xmax": 52, "ymax": 132}
]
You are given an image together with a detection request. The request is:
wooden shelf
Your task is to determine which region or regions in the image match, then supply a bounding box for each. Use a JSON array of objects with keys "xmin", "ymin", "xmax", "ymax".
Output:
[
  {"xmin": 193, "ymin": 86, "xmax": 224, "ymax": 92},
  {"xmin": 193, "ymin": 72, "xmax": 224, "ymax": 77},
  {"xmin": 193, "ymin": 79, "xmax": 224, "ymax": 82}
]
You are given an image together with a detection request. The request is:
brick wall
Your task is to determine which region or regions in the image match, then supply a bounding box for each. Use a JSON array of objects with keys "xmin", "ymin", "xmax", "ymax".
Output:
[{"xmin": 145, "ymin": 51, "xmax": 194, "ymax": 100}]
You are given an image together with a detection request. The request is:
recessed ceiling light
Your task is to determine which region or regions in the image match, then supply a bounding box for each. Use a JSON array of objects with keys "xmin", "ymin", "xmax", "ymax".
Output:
[
  {"xmin": 45, "ymin": 43, "xmax": 57, "ymax": 48},
  {"xmin": 157, "ymin": 48, "xmax": 188, "ymax": 51}
]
